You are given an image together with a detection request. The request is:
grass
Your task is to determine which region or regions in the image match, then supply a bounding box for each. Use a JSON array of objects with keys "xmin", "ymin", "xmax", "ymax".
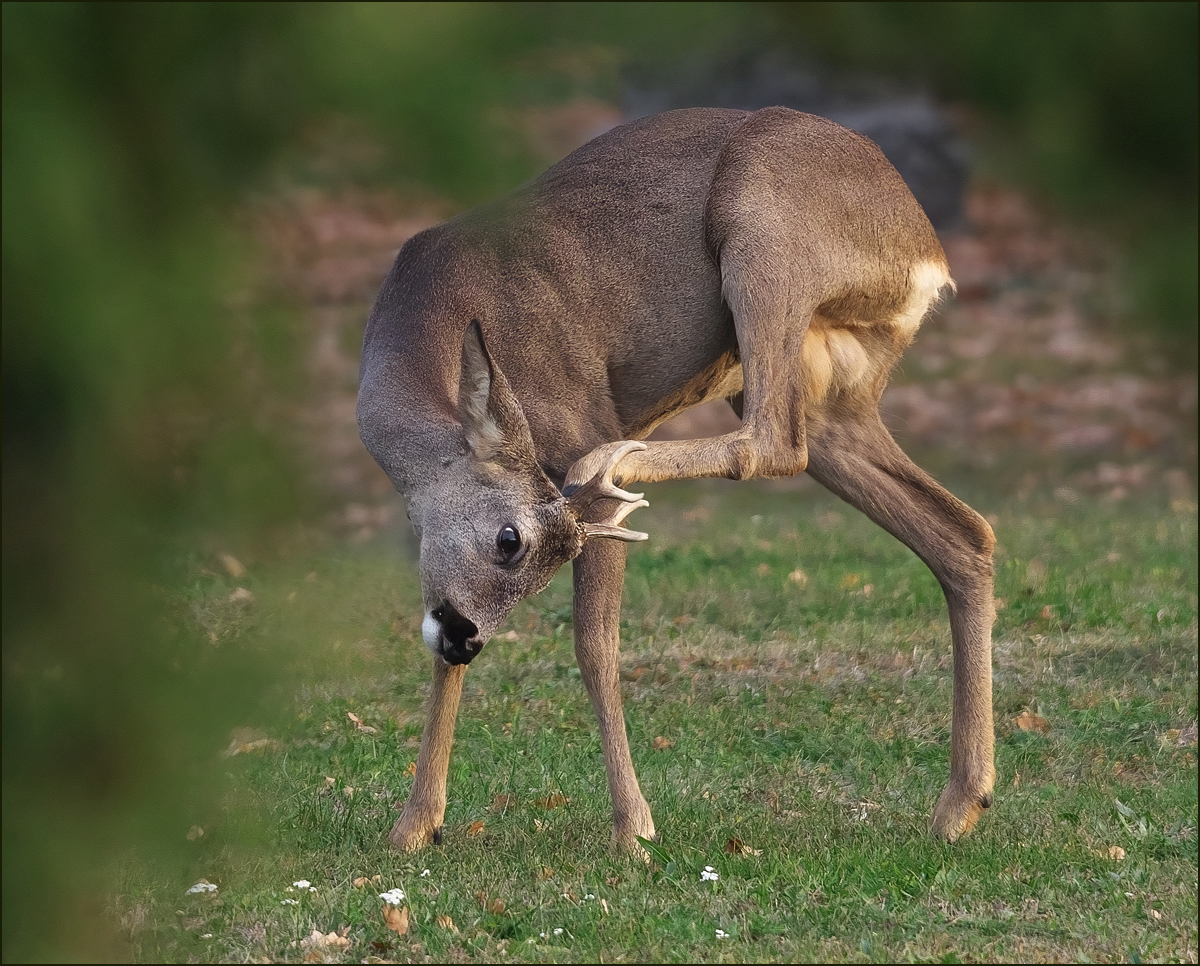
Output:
[{"xmin": 117, "ymin": 479, "xmax": 1197, "ymax": 963}]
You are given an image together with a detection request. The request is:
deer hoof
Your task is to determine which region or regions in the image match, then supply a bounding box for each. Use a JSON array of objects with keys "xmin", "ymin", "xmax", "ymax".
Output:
[
  {"xmin": 389, "ymin": 812, "xmax": 442, "ymax": 852},
  {"xmin": 931, "ymin": 779, "xmax": 994, "ymax": 843}
]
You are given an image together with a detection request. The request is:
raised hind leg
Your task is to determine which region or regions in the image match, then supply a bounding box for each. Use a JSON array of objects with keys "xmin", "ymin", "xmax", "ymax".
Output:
[{"xmin": 805, "ymin": 406, "xmax": 996, "ymax": 841}]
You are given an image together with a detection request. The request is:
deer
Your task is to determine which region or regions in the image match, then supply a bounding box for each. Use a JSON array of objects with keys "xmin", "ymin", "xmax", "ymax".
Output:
[{"xmin": 357, "ymin": 107, "xmax": 996, "ymax": 855}]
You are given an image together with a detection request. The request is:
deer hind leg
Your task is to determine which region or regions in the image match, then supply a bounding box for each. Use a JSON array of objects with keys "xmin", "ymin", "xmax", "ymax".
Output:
[
  {"xmin": 390, "ymin": 657, "xmax": 467, "ymax": 851},
  {"xmin": 565, "ymin": 269, "xmax": 814, "ymax": 491},
  {"xmin": 805, "ymin": 409, "xmax": 996, "ymax": 842},
  {"xmin": 573, "ymin": 537, "xmax": 656, "ymax": 851}
]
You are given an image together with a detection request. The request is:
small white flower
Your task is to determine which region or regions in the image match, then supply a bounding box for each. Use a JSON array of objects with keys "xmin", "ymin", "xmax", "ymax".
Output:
[
  {"xmin": 420, "ymin": 869, "xmax": 431, "ymax": 877},
  {"xmin": 716, "ymin": 928, "xmax": 729, "ymax": 939},
  {"xmin": 280, "ymin": 898, "xmax": 299, "ymax": 906},
  {"xmin": 185, "ymin": 882, "xmax": 218, "ymax": 894},
  {"xmin": 379, "ymin": 888, "xmax": 406, "ymax": 905},
  {"xmin": 701, "ymin": 866, "xmax": 720, "ymax": 882},
  {"xmin": 553, "ymin": 928, "xmax": 563, "ymax": 936},
  {"xmin": 584, "ymin": 893, "xmax": 595, "ymax": 900},
  {"xmin": 293, "ymin": 880, "xmax": 311, "ymax": 889},
  {"xmin": 539, "ymin": 932, "xmax": 547, "ymax": 939},
  {"xmin": 200, "ymin": 933, "xmax": 213, "ymax": 939}
]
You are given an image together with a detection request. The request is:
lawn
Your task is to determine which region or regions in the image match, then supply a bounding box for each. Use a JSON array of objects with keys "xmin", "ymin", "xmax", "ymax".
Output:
[{"xmin": 117, "ymin": 478, "xmax": 1197, "ymax": 963}]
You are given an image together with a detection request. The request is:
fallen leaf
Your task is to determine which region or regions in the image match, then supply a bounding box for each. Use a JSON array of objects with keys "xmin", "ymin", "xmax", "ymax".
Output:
[
  {"xmin": 862, "ymin": 583, "xmax": 874, "ymax": 597},
  {"xmin": 435, "ymin": 914, "xmax": 457, "ymax": 932},
  {"xmin": 600, "ymin": 898, "xmax": 609, "ymax": 914},
  {"xmin": 724, "ymin": 836, "xmax": 764, "ymax": 856},
  {"xmin": 1013, "ymin": 710, "xmax": 1050, "ymax": 734},
  {"xmin": 219, "ymin": 553, "xmax": 246, "ymax": 578},
  {"xmin": 347, "ymin": 712, "xmax": 378, "ymax": 734},
  {"xmin": 486, "ymin": 898, "xmax": 506, "ymax": 915},
  {"xmin": 228, "ymin": 587, "xmax": 255, "ymax": 605},
  {"xmin": 1039, "ymin": 604, "xmax": 1054, "ymax": 619},
  {"xmin": 382, "ymin": 904, "xmax": 409, "ymax": 936},
  {"xmin": 605, "ymin": 875, "xmax": 621, "ymax": 886},
  {"xmin": 222, "ymin": 729, "xmax": 273, "ymax": 757},
  {"xmin": 301, "ymin": 929, "xmax": 352, "ymax": 952},
  {"xmin": 787, "ymin": 569, "xmax": 808, "ymax": 587},
  {"xmin": 1108, "ymin": 845, "xmax": 1126, "ymax": 860},
  {"xmin": 467, "ymin": 820, "xmax": 486, "ymax": 836},
  {"xmin": 186, "ymin": 825, "xmax": 204, "ymax": 841},
  {"xmin": 534, "ymin": 793, "xmax": 569, "ymax": 809},
  {"xmin": 651, "ymin": 736, "xmax": 674, "ymax": 751},
  {"xmin": 840, "ymin": 573, "xmax": 861, "ymax": 589},
  {"xmin": 1150, "ymin": 909, "xmax": 1163, "ymax": 920},
  {"xmin": 343, "ymin": 786, "xmax": 354, "ymax": 798},
  {"xmin": 536, "ymin": 866, "xmax": 554, "ymax": 881},
  {"xmin": 492, "ymin": 793, "xmax": 516, "ymax": 810}
]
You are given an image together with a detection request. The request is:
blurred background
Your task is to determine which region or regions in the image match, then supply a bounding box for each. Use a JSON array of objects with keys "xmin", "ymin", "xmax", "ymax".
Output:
[{"xmin": 3, "ymin": 3, "xmax": 1196, "ymax": 960}]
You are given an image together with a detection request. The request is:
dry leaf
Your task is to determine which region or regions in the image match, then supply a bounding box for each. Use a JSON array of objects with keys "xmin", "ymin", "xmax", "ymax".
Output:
[
  {"xmin": 1108, "ymin": 845, "xmax": 1126, "ymax": 861},
  {"xmin": 535, "ymin": 793, "xmax": 569, "ymax": 809},
  {"xmin": 492, "ymin": 793, "xmax": 516, "ymax": 810},
  {"xmin": 536, "ymin": 866, "xmax": 554, "ymax": 881},
  {"xmin": 347, "ymin": 712, "xmax": 378, "ymax": 734},
  {"xmin": 1014, "ymin": 710, "xmax": 1050, "ymax": 734},
  {"xmin": 651, "ymin": 736, "xmax": 674, "ymax": 751},
  {"xmin": 486, "ymin": 898, "xmax": 506, "ymax": 915},
  {"xmin": 1039, "ymin": 604, "xmax": 1054, "ymax": 619},
  {"xmin": 403, "ymin": 761, "xmax": 417, "ymax": 777},
  {"xmin": 301, "ymin": 929, "xmax": 352, "ymax": 952},
  {"xmin": 219, "ymin": 553, "xmax": 246, "ymax": 578},
  {"xmin": 605, "ymin": 875, "xmax": 621, "ymax": 886},
  {"xmin": 186, "ymin": 825, "xmax": 204, "ymax": 841},
  {"xmin": 382, "ymin": 904, "xmax": 409, "ymax": 935},
  {"xmin": 862, "ymin": 583, "xmax": 874, "ymax": 597},
  {"xmin": 467, "ymin": 820, "xmax": 486, "ymax": 836},
  {"xmin": 787, "ymin": 569, "xmax": 808, "ymax": 586},
  {"xmin": 435, "ymin": 914, "xmax": 457, "ymax": 932},
  {"xmin": 724, "ymin": 836, "xmax": 763, "ymax": 856}
]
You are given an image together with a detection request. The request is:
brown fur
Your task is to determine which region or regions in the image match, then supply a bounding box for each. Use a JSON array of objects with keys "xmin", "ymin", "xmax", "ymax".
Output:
[{"xmin": 361, "ymin": 107, "xmax": 995, "ymax": 853}]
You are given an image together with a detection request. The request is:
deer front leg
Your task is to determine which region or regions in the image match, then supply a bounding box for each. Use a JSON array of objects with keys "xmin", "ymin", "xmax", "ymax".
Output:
[
  {"xmin": 573, "ymin": 538, "xmax": 656, "ymax": 851},
  {"xmin": 390, "ymin": 656, "xmax": 467, "ymax": 851}
]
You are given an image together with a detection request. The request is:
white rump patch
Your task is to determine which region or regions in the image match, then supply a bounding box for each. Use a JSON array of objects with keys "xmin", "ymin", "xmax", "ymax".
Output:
[
  {"xmin": 894, "ymin": 260, "xmax": 953, "ymax": 337},
  {"xmin": 421, "ymin": 613, "xmax": 441, "ymax": 652}
]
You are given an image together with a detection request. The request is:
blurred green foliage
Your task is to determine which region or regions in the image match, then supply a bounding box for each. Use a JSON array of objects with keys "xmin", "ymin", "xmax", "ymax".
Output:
[{"xmin": 2, "ymin": 2, "xmax": 1195, "ymax": 961}]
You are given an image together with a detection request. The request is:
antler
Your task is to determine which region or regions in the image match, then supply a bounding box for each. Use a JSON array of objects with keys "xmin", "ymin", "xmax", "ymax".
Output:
[{"xmin": 565, "ymin": 440, "xmax": 650, "ymax": 543}]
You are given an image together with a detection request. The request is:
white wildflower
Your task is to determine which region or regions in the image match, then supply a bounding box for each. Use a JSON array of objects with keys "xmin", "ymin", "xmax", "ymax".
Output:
[
  {"xmin": 200, "ymin": 933, "xmax": 213, "ymax": 939},
  {"xmin": 584, "ymin": 893, "xmax": 595, "ymax": 900},
  {"xmin": 701, "ymin": 866, "xmax": 719, "ymax": 882},
  {"xmin": 293, "ymin": 880, "xmax": 311, "ymax": 890},
  {"xmin": 379, "ymin": 888, "xmax": 406, "ymax": 905},
  {"xmin": 420, "ymin": 869, "xmax": 431, "ymax": 877},
  {"xmin": 716, "ymin": 928, "xmax": 729, "ymax": 939},
  {"xmin": 185, "ymin": 881, "xmax": 218, "ymax": 894},
  {"xmin": 280, "ymin": 898, "xmax": 299, "ymax": 906},
  {"xmin": 553, "ymin": 928, "xmax": 564, "ymax": 936}
]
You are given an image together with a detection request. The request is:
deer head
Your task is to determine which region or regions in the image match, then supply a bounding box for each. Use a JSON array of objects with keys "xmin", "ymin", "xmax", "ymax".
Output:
[{"xmin": 412, "ymin": 321, "xmax": 647, "ymax": 665}]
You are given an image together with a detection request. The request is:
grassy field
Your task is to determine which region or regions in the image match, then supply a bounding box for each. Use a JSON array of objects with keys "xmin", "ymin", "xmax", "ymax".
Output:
[{"xmin": 115, "ymin": 477, "xmax": 1196, "ymax": 963}]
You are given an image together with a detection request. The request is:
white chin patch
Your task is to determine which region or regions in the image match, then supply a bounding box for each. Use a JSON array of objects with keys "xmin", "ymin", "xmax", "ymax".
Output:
[{"xmin": 421, "ymin": 614, "xmax": 441, "ymax": 652}]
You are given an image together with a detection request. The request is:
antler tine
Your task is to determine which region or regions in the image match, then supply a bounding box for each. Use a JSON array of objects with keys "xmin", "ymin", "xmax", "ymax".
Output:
[
  {"xmin": 565, "ymin": 441, "xmax": 647, "ymax": 511},
  {"xmin": 581, "ymin": 498, "xmax": 650, "ymax": 542}
]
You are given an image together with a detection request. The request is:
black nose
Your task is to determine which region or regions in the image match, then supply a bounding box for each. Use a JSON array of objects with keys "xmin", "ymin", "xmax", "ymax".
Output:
[{"xmin": 432, "ymin": 602, "xmax": 480, "ymax": 664}]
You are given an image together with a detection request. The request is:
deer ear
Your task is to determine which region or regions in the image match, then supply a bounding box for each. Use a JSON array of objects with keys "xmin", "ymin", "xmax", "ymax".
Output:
[{"xmin": 458, "ymin": 320, "xmax": 537, "ymax": 465}]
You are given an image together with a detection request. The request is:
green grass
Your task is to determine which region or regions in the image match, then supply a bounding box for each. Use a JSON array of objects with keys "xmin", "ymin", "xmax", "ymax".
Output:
[{"xmin": 117, "ymin": 481, "xmax": 1197, "ymax": 963}]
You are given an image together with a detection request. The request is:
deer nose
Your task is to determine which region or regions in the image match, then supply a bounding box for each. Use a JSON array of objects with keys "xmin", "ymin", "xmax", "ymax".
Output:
[{"xmin": 431, "ymin": 601, "xmax": 481, "ymax": 664}]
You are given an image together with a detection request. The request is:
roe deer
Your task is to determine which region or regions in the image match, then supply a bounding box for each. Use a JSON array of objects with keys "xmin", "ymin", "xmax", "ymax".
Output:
[{"xmin": 357, "ymin": 107, "xmax": 996, "ymax": 853}]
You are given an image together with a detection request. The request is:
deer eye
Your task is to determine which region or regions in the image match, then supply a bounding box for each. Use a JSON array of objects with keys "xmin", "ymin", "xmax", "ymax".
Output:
[{"xmin": 496, "ymin": 525, "xmax": 523, "ymax": 563}]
